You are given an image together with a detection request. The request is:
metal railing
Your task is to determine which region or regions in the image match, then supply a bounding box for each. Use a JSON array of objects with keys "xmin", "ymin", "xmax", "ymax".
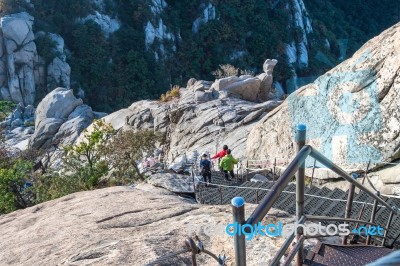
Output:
[{"xmin": 230, "ymin": 124, "xmax": 399, "ymax": 266}]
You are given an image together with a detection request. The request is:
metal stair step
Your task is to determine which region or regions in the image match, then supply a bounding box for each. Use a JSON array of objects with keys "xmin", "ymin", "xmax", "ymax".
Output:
[
  {"xmin": 303, "ymin": 187, "xmax": 333, "ymax": 216},
  {"xmin": 272, "ymin": 183, "xmax": 296, "ymax": 213},
  {"xmin": 319, "ymin": 188, "xmax": 348, "ymax": 220},
  {"xmin": 307, "ymin": 189, "xmax": 338, "ymax": 216}
]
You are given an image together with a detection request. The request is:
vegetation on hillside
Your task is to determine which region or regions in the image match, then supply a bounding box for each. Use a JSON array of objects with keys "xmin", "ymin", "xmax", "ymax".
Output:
[
  {"xmin": 0, "ymin": 119, "xmax": 162, "ymax": 214},
  {"xmin": 0, "ymin": 0, "xmax": 397, "ymax": 112}
]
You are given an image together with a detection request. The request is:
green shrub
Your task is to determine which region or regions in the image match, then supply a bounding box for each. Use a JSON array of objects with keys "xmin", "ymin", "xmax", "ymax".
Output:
[
  {"xmin": 61, "ymin": 119, "xmax": 115, "ymax": 189},
  {"xmin": 0, "ymin": 160, "xmax": 33, "ymax": 214},
  {"xmin": 35, "ymin": 34, "xmax": 60, "ymax": 65},
  {"xmin": 0, "ymin": 101, "xmax": 16, "ymax": 121},
  {"xmin": 104, "ymin": 129, "xmax": 164, "ymax": 181}
]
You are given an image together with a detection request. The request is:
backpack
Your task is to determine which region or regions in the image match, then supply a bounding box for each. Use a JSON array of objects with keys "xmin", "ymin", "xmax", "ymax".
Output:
[{"xmin": 201, "ymin": 159, "xmax": 211, "ymax": 174}]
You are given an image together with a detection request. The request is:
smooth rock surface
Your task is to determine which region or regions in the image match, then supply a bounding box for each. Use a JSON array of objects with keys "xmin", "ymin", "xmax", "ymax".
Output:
[
  {"xmin": 0, "ymin": 184, "xmax": 296, "ymax": 266},
  {"xmin": 147, "ymin": 173, "xmax": 200, "ymax": 193}
]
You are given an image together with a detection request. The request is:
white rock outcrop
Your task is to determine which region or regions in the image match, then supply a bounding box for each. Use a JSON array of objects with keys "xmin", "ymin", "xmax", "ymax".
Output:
[
  {"xmin": 285, "ymin": 0, "xmax": 313, "ymax": 68},
  {"xmin": 0, "ymin": 13, "xmax": 72, "ymax": 107},
  {"xmin": 145, "ymin": 0, "xmax": 175, "ymax": 60},
  {"xmin": 29, "ymin": 88, "xmax": 94, "ymax": 149},
  {"xmin": 45, "ymin": 33, "xmax": 71, "ymax": 91},
  {"xmin": 0, "ymin": 12, "xmax": 37, "ymax": 106},
  {"xmin": 192, "ymin": 3, "xmax": 217, "ymax": 34},
  {"xmin": 80, "ymin": 11, "xmax": 121, "ymax": 37}
]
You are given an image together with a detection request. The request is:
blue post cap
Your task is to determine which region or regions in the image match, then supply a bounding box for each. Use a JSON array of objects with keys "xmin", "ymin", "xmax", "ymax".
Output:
[
  {"xmin": 231, "ymin": 197, "xmax": 245, "ymax": 207},
  {"xmin": 297, "ymin": 124, "xmax": 307, "ymax": 131}
]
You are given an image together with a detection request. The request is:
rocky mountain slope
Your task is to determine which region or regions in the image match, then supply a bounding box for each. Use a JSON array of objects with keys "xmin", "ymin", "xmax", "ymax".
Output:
[
  {"xmin": 0, "ymin": 183, "xmax": 298, "ymax": 265},
  {"xmin": 0, "ymin": 1, "xmax": 398, "ymax": 112},
  {"xmin": 77, "ymin": 21, "xmax": 400, "ymax": 190},
  {"xmin": 80, "ymin": 59, "xmax": 283, "ymax": 168}
]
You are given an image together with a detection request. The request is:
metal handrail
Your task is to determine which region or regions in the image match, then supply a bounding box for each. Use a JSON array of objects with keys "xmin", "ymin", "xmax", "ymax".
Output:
[
  {"xmin": 230, "ymin": 125, "xmax": 398, "ymax": 266},
  {"xmin": 245, "ymin": 145, "xmax": 312, "ymax": 225},
  {"xmin": 245, "ymin": 145, "xmax": 397, "ymax": 226},
  {"xmin": 309, "ymin": 148, "xmax": 396, "ymax": 213},
  {"xmin": 270, "ymin": 216, "xmax": 306, "ymax": 266}
]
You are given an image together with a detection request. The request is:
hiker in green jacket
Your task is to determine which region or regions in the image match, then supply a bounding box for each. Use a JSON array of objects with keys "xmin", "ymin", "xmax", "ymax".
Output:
[{"xmin": 219, "ymin": 149, "xmax": 238, "ymax": 181}]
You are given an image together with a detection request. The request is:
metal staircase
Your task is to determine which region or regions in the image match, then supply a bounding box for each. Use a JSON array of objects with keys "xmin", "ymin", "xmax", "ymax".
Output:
[
  {"xmin": 198, "ymin": 175, "xmax": 400, "ymax": 251},
  {"xmin": 195, "ymin": 125, "xmax": 400, "ymax": 266}
]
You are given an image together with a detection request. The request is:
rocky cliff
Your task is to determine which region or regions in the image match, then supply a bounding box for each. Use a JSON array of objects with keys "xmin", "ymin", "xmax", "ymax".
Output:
[
  {"xmin": 247, "ymin": 22, "xmax": 400, "ymax": 177},
  {"xmin": 79, "ymin": 59, "xmax": 283, "ymax": 169},
  {"xmin": 0, "ymin": 12, "xmax": 71, "ymax": 106}
]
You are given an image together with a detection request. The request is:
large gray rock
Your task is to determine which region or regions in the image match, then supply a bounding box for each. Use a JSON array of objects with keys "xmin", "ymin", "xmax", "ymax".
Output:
[
  {"xmin": 47, "ymin": 57, "xmax": 71, "ymax": 90},
  {"xmin": 53, "ymin": 105, "xmax": 94, "ymax": 146},
  {"xmin": 30, "ymin": 88, "xmax": 94, "ymax": 149},
  {"xmin": 34, "ymin": 87, "xmax": 82, "ymax": 128},
  {"xmin": 29, "ymin": 118, "xmax": 64, "ymax": 149},
  {"xmin": 210, "ymin": 59, "xmax": 279, "ymax": 103},
  {"xmin": 212, "ymin": 75, "xmax": 261, "ymax": 102},
  {"xmin": 188, "ymin": 79, "xmax": 213, "ymax": 92},
  {"xmin": 258, "ymin": 59, "xmax": 278, "ymax": 101},
  {"xmin": 247, "ymin": 22, "xmax": 400, "ymax": 178},
  {"xmin": 0, "ymin": 12, "xmax": 37, "ymax": 106},
  {"xmin": 0, "ymin": 13, "xmax": 72, "ymax": 106},
  {"xmin": 0, "ymin": 184, "xmax": 296, "ymax": 266},
  {"xmin": 46, "ymin": 34, "xmax": 70, "ymax": 91}
]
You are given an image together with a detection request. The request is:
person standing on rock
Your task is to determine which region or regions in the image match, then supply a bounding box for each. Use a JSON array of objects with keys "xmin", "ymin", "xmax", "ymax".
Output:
[
  {"xmin": 200, "ymin": 154, "xmax": 212, "ymax": 186},
  {"xmin": 219, "ymin": 149, "xmax": 238, "ymax": 181},
  {"xmin": 211, "ymin": 145, "xmax": 228, "ymax": 171}
]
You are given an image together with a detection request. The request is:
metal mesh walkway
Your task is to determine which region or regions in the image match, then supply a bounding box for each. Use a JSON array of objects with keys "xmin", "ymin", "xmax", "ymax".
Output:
[
  {"xmin": 304, "ymin": 242, "xmax": 394, "ymax": 266},
  {"xmin": 198, "ymin": 172, "xmax": 400, "ymax": 248}
]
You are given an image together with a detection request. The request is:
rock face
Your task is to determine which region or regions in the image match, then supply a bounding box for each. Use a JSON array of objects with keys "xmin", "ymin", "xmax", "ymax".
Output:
[
  {"xmin": 0, "ymin": 13, "xmax": 72, "ymax": 106},
  {"xmin": 0, "ymin": 12, "xmax": 37, "ymax": 106},
  {"xmin": 247, "ymin": 22, "xmax": 400, "ymax": 177},
  {"xmin": 79, "ymin": 59, "xmax": 283, "ymax": 169},
  {"xmin": 0, "ymin": 183, "xmax": 297, "ymax": 266},
  {"xmin": 211, "ymin": 59, "xmax": 281, "ymax": 102},
  {"xmin": 45, "ymin": 33, "xmax": 71, "ymax": 90},
  {"xmin": 29, "ymin": 88, "xmax": 94, "ymax": 149},
  {"xmin": 85, "ymin": 89, "xmax": 282, "ymax": 169},
  {"xmin": 147, "ymin": 172, "xmax": 200, "ymax": 193}
]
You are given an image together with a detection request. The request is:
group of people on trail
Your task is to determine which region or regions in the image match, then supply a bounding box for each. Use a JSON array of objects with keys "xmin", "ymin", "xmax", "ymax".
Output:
[{"xmin": 199, "ymin": 145, "xmax": 239, "ymax": 187}]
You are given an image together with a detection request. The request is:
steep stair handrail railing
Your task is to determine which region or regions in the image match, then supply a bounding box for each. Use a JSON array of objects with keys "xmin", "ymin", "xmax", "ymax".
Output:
[{"xmin": 230, "ymin": 124, "xmax": 398, "ymax": 266}]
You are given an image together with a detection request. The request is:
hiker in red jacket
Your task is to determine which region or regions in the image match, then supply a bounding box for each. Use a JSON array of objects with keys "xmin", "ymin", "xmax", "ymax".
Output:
[{"xmin": 211, "ymin": 145, "xmax": 228, "ymax": 171}]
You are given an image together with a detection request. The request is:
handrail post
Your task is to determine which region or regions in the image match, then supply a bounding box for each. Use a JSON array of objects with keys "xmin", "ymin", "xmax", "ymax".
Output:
[
  {"xmin": 342, "ymin": 174, "xmax": 356, "ymax": 245},
  {"xmin": 246, "ymin": 160, "xmax": 249, "ymax": 181},
  {"xmin": 367, "ymin": 197, "xmax": 378, "ymax": 245},
  {"xmin": 231, "ymin": 197, "xmax": 246, "ymax": 266},
  {"xmin": 295, "ymin": 124, "xmax": 306, "ymax": 266},
  {"xmin": 273, "ymin": 158, "xmax": 276, "ymax": 182},
  {"xmin": 383, "ymin": 210, "xmax": 394, "ymax": 246}
]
